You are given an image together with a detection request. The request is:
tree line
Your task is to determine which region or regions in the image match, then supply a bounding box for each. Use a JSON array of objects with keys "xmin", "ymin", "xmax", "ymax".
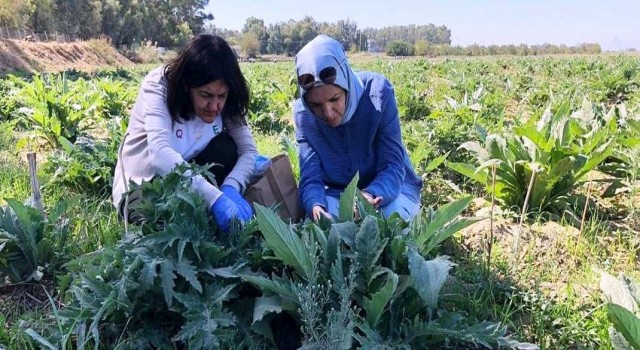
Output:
[
  {"xmin": 0, "ymin": 2, "xmax": 605, "ymax": 57},
  {"xmin": 210, "ymin": 17, "xmax": 602, "ymax": 57},
  {"xmin": 208, "ymin": 16, "xmax": 452, "ymax": 56},
  {"xmin": 0, "ymin": 0, "xmax": 212, "ymax": 47}
]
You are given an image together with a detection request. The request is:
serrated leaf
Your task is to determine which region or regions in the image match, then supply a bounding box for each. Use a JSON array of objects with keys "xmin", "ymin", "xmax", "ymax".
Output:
[
  {"xmin": 355, "ymin": 216, "xmax": 385, "ymax": 291},
  {"xmin": 253, "ymin": 296, "xmax": 283, "ymax": 323},
  {"xmin": 458, "ymin": 141, "xmax": 489, "ymax": 160},
  {"xmin": 175, "ymin": 190, "xmax": 196, "ymax": 208},
  {"xmin": 175, "ymin": 259, "xmax": 202, "ymax": 293},
  {"xmin": 364, "ymin": 270, "xmax": 398, "ymax": 328},
  {"xmin": 139, "ymin": 257, "xmax": 160, "ymax": 289},
  {"xmin": 160, "ymin": 259, "xmax": 176, "ymax": 307},
  {"xmin": 408, "ymin": 249, "xmax": 455, "ymax": 310},
  {"xmin": 610, "ymin": 327, "xmax": 634, "ymax": 350}
]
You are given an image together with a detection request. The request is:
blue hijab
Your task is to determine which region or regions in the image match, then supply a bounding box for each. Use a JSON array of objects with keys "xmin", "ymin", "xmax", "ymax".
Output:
[{"xmin": 295, "ymin": 35, "xmax": 364, "ymax": 125}]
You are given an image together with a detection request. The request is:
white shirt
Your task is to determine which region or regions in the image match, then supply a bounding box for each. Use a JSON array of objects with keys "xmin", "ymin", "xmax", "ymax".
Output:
[{"xmin": 112, "ymin": 67, "xmax": 257, "ymax": 209}]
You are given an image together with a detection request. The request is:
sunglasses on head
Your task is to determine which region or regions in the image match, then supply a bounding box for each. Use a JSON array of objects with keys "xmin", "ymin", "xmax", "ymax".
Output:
[{"xmin": 297, "ymin": 66, "xmax": 337, "ymax": 91}]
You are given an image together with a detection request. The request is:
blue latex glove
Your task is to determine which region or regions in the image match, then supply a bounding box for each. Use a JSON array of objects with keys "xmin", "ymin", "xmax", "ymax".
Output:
[
  {"xmin": 210, "ymin": 195, "xmax": 239, "ymax": 233},
  {"xmin": 255, "ymin": 155, "xmax": 272, "ymax": 174},
  {"xmin": 221, "ymin": 184, "xmax": 254, "ymax": 221}
]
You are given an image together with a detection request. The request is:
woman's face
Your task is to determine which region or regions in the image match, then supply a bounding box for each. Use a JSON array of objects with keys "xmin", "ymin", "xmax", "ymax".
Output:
[
  {"xmin": 190, "ymin": 79, "xmax": 229, "ymax": 123},
  {"xmin": 304, "ymin": 84, "xmax": 346, "ymax": 127}
]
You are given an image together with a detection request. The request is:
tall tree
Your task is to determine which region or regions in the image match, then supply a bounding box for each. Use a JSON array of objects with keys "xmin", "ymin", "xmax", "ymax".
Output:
[
  {"xmin": 0, "ymin": 0, "xmax": 32, "ymax": 30},
  {"xmin": 53, "ymin": 0, "xmax": 102, "ymax": 39},
  {"xmin": 28, "ymin": 0, "xmax": 55, "ymax": 34},
  {"xmin": 242, "ymin": 16, "xmax": 268, "ymax": 53}
]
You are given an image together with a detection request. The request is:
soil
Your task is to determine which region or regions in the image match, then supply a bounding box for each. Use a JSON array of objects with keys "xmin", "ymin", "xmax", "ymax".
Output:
[
  {"xmin": 0, "ymin": 39, "xmax": 133, "ymax": 74},
  {"xmin": 0, "ymin": 279, "xmax": 55, "ymax": 321}
]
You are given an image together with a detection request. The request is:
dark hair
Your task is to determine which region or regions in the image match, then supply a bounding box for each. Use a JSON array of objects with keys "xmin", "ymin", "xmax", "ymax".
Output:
[{"xmin": 164, "ymin": 34, "xmax": 250, "ymax": 125}]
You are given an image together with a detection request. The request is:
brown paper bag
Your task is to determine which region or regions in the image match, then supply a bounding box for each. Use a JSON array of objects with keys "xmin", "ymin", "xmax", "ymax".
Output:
[{"xmin": 245, "ymin": 154, "xmax": 304, "ymax": 223}]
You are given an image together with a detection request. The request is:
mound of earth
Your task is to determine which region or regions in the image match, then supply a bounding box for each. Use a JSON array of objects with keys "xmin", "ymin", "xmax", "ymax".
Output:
[{"xmin": 0, "ymin": 38, "xmax": 133, "ymax": 74}]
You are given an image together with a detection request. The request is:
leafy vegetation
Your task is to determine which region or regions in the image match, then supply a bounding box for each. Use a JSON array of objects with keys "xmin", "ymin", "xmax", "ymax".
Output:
[
  {"xmin": 447, "ymin": 101, "xmax": 619, "ymax": 220},
  {"xmin": 0, "ymin": 54, "xmax": 638, "ymax": 349}
]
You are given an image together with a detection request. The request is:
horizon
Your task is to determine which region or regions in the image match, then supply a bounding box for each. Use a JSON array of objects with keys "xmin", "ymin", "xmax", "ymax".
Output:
[{"xmin": 206, "ymin": 0, "xmax": 640, "ymax": 52}]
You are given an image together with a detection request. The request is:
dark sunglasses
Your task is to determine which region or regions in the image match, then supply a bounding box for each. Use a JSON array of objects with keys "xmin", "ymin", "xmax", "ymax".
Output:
[{"xmin": 297, "ymin": 66, "xmax": 337, "ymax": 91}]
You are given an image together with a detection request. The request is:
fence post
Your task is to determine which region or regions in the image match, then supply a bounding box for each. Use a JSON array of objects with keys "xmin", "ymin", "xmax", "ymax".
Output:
[
  {"xmin": 44, "ymin": 31, "xmax": 48, "ymax": 41},
  {"xmin": 27, "ymin": 152, "xmax": 44, "ymax": 215}
]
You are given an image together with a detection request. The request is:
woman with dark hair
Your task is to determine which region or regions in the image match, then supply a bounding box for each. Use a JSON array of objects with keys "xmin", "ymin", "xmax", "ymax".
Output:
[
  {"xmin": 113, "ymin": 34, "xmax": 257, "ymax": 232},
  {"xmin": 293, "ymin": 35, "xmax": 422, "ymax": 222}
]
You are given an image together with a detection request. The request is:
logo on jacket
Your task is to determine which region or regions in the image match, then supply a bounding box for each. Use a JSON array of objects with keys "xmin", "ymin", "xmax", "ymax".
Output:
[{"xmin": 176, "ymin": 129, "xmax": 183, "ymax": 138}]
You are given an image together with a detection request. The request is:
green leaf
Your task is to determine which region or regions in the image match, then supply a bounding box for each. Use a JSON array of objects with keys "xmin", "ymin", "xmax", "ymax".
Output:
[
  {"xmin": 364, "ymin": 270, "xmax": 398, "ymax": 328},
  {"xmin": 446, "ymin": 162, "xmax": 488, "ymax": 184},
  {"xmin": 416, "ymin": 196, "xmax": 473, "ymax": 249},
  {"xmin": 24, "ymin": 328, "xmax": 56, "ymax": 350},
  {"xmin": 330, "ymin": 221, "xmax": 358, "ymax": 248},
  {"xmin": 338, "ymin": 173, "xmax": 360, "ymax": 222},
  {"xmin": 424, "ymin": 152, "xmax": 450, "ymax": 174},
  {"xmin": 408, "ymin": 249, "xmax": 455, "ymax": 310},
  {"xmin": 240, "ymin": 274, "xmax": 297, "ymax": 301},
  {"xmin": 160, "ymin": 259, "xmax": 176, "ymax": 307},
  {"xmin": 255, "ymin": 204, "xmax": 313, "ymax": 280},
  {"xmin": 323, "ymin": 227, "xmax": 340, "ymax": 275},
  {"xmin": 486, "ymin": 134, "xmax": 508, "ymax": 160},
  {"xmin": 253, "ymin": 296, "xmax": 283, "ymax": 323},
  {"xmin": 458, "ymin": 141, "xmax": 488, "ymax": 161},
  {"xmin": 58, "ymin": 136, "xmax": 74, "ymax": 153},
  {"xmin": 355, "ymin": 216, "xmax": 386, "ymax": 291},
  {"xmin": 420, "ymin": 218, "xmax": 481, "ymax": 257},
  {"xmin": 575, "ymin": 140, "xmax": 614, "ymax": 181},
  {"xmin": 175, "ymin": 190, "xmax": 196, "ymax": 208},
  {"xmin": 607, "ymin": 303, "xmax": 640, "ymax": 349},
  {"xmin": 175, "ymin": 259, "xmax": 202, "ymax": 293}
]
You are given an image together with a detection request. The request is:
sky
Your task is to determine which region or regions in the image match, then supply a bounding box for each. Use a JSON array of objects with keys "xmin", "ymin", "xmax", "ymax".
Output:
[{"xmin": 205, "ymin": 0, "xmax": 640, "ymax": 51}]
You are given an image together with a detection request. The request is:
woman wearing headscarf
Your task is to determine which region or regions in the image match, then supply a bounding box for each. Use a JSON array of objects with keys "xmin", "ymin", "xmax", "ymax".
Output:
[{"xmin": 293, "ymin": 35, "xmax": 422, "ymax": 222}]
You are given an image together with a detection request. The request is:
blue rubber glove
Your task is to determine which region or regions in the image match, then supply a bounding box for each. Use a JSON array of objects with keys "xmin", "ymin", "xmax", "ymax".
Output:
[
  {"xmin": 210, "ymin": 195, "xmax": 239, "ymax": 233},
  {"xmin": 221, "ymin": 184, "xmax": 254, "ymax": 222}
]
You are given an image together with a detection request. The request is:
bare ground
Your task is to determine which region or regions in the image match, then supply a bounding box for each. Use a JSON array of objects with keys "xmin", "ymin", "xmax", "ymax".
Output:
[{"xmin": 0, "ymin": 39, "xmax": 133, "ymax": 74}]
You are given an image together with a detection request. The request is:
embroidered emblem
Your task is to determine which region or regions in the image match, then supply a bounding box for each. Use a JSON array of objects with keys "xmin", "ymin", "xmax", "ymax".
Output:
[
  {"xmin": 176, "ymin": 129, "xmax": 183, "ymax": 138},
  {"xmin": 212, "ymin": 124, "xmax": 221, "ymax": 134}
]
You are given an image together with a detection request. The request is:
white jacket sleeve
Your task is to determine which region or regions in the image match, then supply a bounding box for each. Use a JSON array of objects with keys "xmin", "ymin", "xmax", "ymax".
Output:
[{"xmin": 223, "ymin": 120, "xmax": 258, "ymax": 192}]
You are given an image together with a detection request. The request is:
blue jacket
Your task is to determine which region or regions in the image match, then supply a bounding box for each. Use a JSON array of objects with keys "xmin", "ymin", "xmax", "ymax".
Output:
[{"xmin": 294, "ymin": 72, "xmax": 422, "ymax": 216}]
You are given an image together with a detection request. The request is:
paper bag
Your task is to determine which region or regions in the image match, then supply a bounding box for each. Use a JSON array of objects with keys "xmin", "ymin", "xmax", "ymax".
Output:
[{"xmin": 245, "ymin": 154, "xmax": 304, "ymax": 223}]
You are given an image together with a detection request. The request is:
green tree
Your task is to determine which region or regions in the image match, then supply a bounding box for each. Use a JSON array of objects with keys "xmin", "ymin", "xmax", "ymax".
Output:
[
  {"xmin": 0, "ymin": 0, "xmax": 32, "ymax": 30},
  {"xmin": 385, "ymin": 40, "xmax": 414, "ymax": 56},
  {"xmin": 28, "ymin": 0, "xmax": 55, "ymax": 34},
  {"xmin": 240, "ymin": 32, "xmax": 259, "ymax": 57},
  {"xmin": 53, "ymin": 0, "xmax": 102, "ymax": 39},
  {"xmin": 242, "ymin": 16, "xmax": 268, "ymax": 54}
]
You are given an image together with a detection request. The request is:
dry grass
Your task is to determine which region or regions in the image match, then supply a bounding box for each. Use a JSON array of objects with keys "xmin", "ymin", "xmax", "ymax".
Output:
[{"xmin": 0, "ymin": 38, "xmax": 132, "ymax": 74}]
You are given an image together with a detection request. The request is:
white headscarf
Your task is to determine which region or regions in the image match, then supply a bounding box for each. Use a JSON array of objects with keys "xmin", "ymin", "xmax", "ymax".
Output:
[{"xmin": 295, "ymin": 35, "xmax": 364, "ymax": 125}]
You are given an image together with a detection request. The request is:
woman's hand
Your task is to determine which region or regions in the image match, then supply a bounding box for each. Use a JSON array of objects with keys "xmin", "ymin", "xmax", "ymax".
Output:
[
  {"xmin": 312, "ymin": 205, "xmax": 333, "ymax": 222},
  {"xmin": 210, "ymin": 195, "xmax": 240, "ymax": 233},
  {"xmin": 221, "ymin": 185, "xmax": 253, "ymax": 221},
  {"xmin": 361, "ymin": 191, "xmax": 383, "ymax": 208}
]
